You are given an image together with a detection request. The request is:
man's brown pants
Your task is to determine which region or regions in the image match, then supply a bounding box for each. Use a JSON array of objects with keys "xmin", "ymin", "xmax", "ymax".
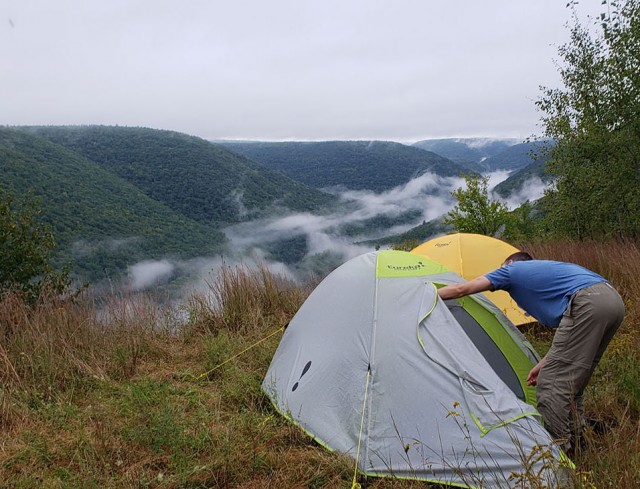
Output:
[{"xmin": 536, "ymin": 282, "xmax": 625, "ymax": 450}]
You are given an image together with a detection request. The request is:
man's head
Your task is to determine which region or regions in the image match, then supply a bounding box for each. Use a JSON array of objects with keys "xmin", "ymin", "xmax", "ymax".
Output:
[{"xmin": 502, "ymin": 251, "xmax": 533, "ymax": 267}]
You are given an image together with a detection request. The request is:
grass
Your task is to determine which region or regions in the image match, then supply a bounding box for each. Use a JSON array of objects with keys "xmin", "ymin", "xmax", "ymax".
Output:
[{"xmin": 0, "ymin": 242, "xmax": 638, "ymax": 488}]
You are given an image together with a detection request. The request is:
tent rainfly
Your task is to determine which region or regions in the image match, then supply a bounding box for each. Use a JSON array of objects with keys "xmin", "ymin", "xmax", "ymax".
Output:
[{"xmin": 263, "ymin": 250, "xmax": 568, "ymax": 488}]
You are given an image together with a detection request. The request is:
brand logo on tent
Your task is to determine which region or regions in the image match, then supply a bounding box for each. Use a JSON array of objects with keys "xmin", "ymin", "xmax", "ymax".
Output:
[
  {"xmin": 386, "ymin": 262, "xmax": 425, "ymax": 272},
  {"xmin": 435, "ymin": 241, "xmax": 452, "ymax": 247}
]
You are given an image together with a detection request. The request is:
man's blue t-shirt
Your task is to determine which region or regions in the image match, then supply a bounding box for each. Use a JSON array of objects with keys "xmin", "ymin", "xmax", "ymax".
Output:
[{"xmin": 484, "ymin": 260, "xmax": 605, "ymax": 327}]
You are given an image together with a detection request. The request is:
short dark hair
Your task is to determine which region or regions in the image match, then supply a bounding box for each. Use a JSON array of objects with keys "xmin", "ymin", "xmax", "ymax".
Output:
[{"xmin": 504, "ymin": 251, "xmax": 533, "ymax": 263}]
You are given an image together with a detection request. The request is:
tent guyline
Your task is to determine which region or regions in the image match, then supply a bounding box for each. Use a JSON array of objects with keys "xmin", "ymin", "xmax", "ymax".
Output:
[
  {"xmin": 189, "ymin": 325, "xmax": 286, "ymax": 382},
  {"xmin": 351, "ymin": 366, "xmax": 371, "ymax": 489}
]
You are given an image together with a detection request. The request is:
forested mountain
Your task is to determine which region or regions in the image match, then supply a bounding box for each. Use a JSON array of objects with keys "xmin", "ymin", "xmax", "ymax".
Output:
[
  {"xmin": 493, "ymin": 159, "xmax": 552, "ymax": 198},
  {"xmin": 0, "ymin": 128, "xmax": 226, "ymax": 279},
  {"xmin": 220, "ymin": 140, "xmax": 472, "ymax": 192},
  {"xmin": 0, "ymin": 125, "xmax": 552, "ymax": 287},
  {"xmin": 411, "ymin": 138, "xmax": 520, "ymax": 169},
  {"xmin": 1, "ymin": 126, "xmax": 339, "ymax": 282},
  {"xmin": 412, "ymin": 138, "xmax": 554, "ymax": 198},
  {"xmin": 359, "ymin": 217, "xmax": 451, "ymax": 249},
  {"xmin": 25, "ymin": 126, "xmax": 335, "ymax": 226},
  {"xmin": 479, "ymin": 140, "xmax": 552, "ymax": 173},
  {"xmin": 487, "ymin": 140, "xmax": 553, "ymax": 198}
]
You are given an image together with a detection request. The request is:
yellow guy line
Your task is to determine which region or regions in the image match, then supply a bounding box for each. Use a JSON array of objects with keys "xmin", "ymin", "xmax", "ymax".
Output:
[
  {"xmin": 351, "ymin": 367, "xmax": 371, "ymax": 489},
  {"xmin": 195, "ymin": 325, "xmax": 285, "ymax": 381}
]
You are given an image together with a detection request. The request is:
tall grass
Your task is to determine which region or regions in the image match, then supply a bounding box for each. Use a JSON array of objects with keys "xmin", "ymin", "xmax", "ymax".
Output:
[
  {"xmin": 186, "ymin": 263, "xmax": 315, "ymax": 335},
  {"xmin": 0, "ymin": 243, "xmax": 637, "ymax": 487}
]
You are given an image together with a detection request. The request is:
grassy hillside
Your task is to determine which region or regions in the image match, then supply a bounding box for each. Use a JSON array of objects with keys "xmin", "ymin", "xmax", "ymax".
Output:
[
  {"xmin": 221, "ymin": 140, "xmax": 472, "ymax": 192},
  {"xmin": 25, "ymin": 126, "xmax": 336, "ymax": 225},
  {"xmin": 0, "ymin": 240, "xmax": 636, "ymax": 487},
  {"xmin": 0, "ymin": 127, "xmax": 226, "ymax": 280}
]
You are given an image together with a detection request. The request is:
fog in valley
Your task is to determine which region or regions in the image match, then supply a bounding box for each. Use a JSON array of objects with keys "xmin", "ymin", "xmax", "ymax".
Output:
[{"xmin": 122, "ymin": 171, "xmax": 548, "ymax": 299}]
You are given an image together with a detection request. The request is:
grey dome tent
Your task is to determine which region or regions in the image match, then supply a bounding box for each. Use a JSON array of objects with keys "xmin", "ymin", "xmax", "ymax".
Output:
[{"xmin": 262, "ymin": 250, "xmax": 569, "ymax": 488}]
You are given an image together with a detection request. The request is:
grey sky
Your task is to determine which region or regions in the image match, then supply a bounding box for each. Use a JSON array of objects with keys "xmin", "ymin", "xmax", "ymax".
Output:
[{"xmin": 2, "ymin": 1, "xmax": 603, "ymax": 142}]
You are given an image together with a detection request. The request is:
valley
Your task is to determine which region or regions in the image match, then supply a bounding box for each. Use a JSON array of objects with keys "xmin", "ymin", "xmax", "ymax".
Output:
[{"xmin": 0, "ymin": 126, "xmax": 550, "ymax": 292}]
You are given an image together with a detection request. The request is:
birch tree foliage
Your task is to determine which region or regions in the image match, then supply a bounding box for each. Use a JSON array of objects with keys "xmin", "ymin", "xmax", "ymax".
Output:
[{"xmin": 538, "ymin": 0, "xmax": 640, "ymax": 239}]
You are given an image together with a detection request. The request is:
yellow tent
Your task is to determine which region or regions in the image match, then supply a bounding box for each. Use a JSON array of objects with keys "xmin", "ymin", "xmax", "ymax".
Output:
[{"xmin": 411, "ymin": 233, "xmax": 534, "ymax": 325}]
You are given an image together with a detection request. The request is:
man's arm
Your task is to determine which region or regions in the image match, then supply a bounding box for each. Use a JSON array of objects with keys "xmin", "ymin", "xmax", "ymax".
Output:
[{"xmin": 437, "ymin": 276, "xmax": 494, "ymax": 300}]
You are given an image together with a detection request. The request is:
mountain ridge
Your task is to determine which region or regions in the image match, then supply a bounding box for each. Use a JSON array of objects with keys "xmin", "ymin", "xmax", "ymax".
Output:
[
  {"xmin": 24, "ymin": 125, "xmax": 336, "ymax": 226},
  {"xmin": 412, "ymin": 137, "xmax": 521, "ymax": 170},
  {"xmin": 0, "ymin": 127, "xmax": 227, "ymax": 280},
  {"xmin": 220, "ymin": 140, "xmax": 474, "ymax": 192}
]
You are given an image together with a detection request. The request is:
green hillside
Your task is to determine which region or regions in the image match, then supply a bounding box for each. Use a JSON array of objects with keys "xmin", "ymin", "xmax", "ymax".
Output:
[
  {"xmin": 412, "ymin": 138, "xmax": 519, "ymax": 169},
  {"xmin": 0, "ymin": 127, "xmax": 228, "ymax": 280},
  {"xmin": 221, "ymin": 140, "xmax": 472, "ymax": 192},
  {"xmin": 479, "ymin": 140, "xmax": 551, "ymax": 172},
  {"xmin": 25, "ymin": 126, "xmax": 335, "ymax": 225},
  {"xmin": 359, "ymin": 217, "xmax": 451, "ymax": 249},
  {"xmin": 493, "ymin": 159, "xmax": 552, "ymax": 198}
]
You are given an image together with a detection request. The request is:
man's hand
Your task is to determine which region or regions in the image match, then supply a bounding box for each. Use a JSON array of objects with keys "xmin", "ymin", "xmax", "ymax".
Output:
[{"xmin": 527, "ymin": 357, "xmax": 547, "ymax": 386}]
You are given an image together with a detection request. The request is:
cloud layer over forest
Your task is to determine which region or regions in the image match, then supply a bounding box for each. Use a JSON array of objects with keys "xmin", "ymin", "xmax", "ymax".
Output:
[{"xmin": 123, "ymin": 171, "xmax": 548, "ymax": 295}]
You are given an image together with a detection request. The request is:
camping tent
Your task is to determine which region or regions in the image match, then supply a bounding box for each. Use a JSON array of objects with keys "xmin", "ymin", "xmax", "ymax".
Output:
[
  {"xmin": 263, "ymin": 250, "xmax": 564, "ymax": 488},
  {"xmin": 411, "ymin": 233, "xmax": 535, "ymax": 325}
]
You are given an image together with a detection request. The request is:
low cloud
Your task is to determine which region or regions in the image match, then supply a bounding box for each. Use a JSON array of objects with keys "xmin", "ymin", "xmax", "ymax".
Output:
[
  {"xmin": 483, "ymin": 170, "xmax": 549, "ymax": 210},
  {"xmin": 485, "ymin": 170, "xmax": 512, "ymax": 190},
  {"xmin": 224, "ymin": 172, "xmax": 466, "ymax": 267},
  {"xmin": 128, "ymin": 259, "xmax": 175, "ymax": 291},
  {"xmin": 117, "ymin": 171, "xmax": 550, "ymax": 298},
  {"xmin": 338, "ymin": 172, "xmax": 465, "ymax": 224},
  {"xmin": 465, "ymin": 137, "xmax": 520, "ymax": 149},
  {"xmin": 500, "ymin": 176, "xmax": 548, "ymax": 210}
]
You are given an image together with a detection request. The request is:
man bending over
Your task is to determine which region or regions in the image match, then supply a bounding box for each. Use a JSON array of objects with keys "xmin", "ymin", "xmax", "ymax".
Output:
[{"xmin": 438, "ymin": 251, "xmax": 625, "ymax": 453}]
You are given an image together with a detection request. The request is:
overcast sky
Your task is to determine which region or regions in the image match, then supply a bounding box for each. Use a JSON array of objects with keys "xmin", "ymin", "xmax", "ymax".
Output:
[{"xmin": 2, "ymin": 1, "xmax": 604, "ymax": 142}]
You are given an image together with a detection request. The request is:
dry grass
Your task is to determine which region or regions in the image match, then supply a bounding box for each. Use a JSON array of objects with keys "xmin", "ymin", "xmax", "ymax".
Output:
[
  {"xmin": 0, "ymin": 242, "xmax": 637, "ymax": 487},
  {"xmin": 186, "ymin": 263, "xmax": 315, "ymax": 335}
]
